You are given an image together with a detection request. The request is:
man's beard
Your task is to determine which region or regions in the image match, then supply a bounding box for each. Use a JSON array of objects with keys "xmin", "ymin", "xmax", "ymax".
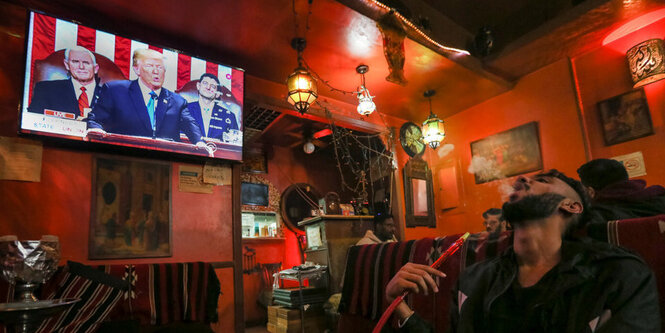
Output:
[{"xmin": 502, "ymin": 193, "xmax": 566, "ymax": 228}]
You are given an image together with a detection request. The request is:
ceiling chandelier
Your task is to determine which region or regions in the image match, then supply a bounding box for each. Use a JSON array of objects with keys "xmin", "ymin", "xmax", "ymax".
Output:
[
  {"xmin": 286, "ymin": 38, "xmax": 318, "ymax": 115},
  {"xmin": 421, "ymin": 90, "xmax": 445, "ymax": 149},
  {"xmin": 355, "ymin": 65, "xmax": 376, "ymax": 116}
]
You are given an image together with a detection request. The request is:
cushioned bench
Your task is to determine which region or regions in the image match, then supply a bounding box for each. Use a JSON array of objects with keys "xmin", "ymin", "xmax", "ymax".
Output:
[
  {"xmin": 0, "ymin": 261, "xmax": 220, "ymax": 333},
  {"xmin": 338, "ymin": 215, "xmax": 665, "ymax": 331}
]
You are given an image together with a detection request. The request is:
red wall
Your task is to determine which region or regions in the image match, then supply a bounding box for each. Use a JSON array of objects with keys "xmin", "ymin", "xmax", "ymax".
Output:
[
  {"xmin": 401, "ymin": 15, "xmax": 665, "ymax": 240},
  {"xmin": 406, "ymin": 59, "xmax": 588, "ymax": 239},
  {"xmin": 0, "ymin": 3, "xmax": 235, "ymax": 331},
  {"xmin": 572, "ymin": 16, "xmax": 665, "ymax": 187}
]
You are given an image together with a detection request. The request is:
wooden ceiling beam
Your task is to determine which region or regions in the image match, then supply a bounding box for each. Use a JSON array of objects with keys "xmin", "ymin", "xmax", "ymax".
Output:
[{"xmin": 336, "ymin": 0, "xmax": 514, "ymax": 89}]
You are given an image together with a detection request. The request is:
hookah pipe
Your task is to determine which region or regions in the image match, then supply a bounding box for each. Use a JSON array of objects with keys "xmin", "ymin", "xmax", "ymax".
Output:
[{"xmin": 372, "ymin": 232, "xmax": 470, "ymax": 333}]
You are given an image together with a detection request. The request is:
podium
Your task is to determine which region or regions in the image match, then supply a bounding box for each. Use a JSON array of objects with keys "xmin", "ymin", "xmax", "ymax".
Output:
[{"xmin": 298, "ymin": 215, "xmax": 373, "ymax": 293}]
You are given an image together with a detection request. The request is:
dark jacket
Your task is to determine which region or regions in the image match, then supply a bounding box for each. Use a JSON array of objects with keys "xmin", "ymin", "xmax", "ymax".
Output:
[
  {"xmin": 400, "ymin": 239, "xmax": 660, "ymax": 332},
  {"xmin": 87, "ymin": 80, "xmax": 203, "ymax": 143},
  {"xmin": 591, "ymin": 180, "xmax": 665, "ymax": 221},
  {"xmin": 28, "ymin": 78, "xmax": 101, "ymax": 116},
  {"xmin": 186, "ymin": 101, "xmax": 238, "ymax": 140}
]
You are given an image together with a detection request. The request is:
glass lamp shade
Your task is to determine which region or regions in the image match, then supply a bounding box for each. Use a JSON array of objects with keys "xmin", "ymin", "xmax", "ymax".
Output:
[
  {"xmin": 627, "ymin": 39, "xmax": 665, "ymax": 88},
  {"xmin": 356, "ymin": 87, "xmax": 376, "ymax": 116},
  {"xmin": 422, "ymin": 113, "xmax": 445, "ymax": 149},
  {"xmin": 303, "ymin": 141, "xmax": 315, "ymax": 154},
  {"xmin": 286, "ymin": 66, "xmax": 318, "ymax": 114}
]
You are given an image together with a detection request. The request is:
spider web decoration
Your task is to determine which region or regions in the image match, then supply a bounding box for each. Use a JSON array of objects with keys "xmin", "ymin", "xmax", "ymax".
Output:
[{"xmin": 327, "ymin": 114, "xmax": 396, "ymax": 213}]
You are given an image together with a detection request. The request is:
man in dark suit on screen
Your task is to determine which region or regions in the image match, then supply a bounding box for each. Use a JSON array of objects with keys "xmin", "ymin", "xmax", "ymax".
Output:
[
  {"xmin": 187, "ymin": 73, "xmax": 239, "ymax": 142},
  {"xmin": 87, "ymin": 48, "xmax": 208, "ymax": 151},
  {"xmin": 28, "ymin": 46, "xmax": 101, "ymax": 119}
]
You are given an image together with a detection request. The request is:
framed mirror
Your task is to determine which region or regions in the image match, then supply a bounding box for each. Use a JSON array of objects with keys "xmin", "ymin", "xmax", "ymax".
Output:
[
  {"xmin": 403, "ymin": 156, "xmax": 435, "ymax": 227},
  {"xmin": 280, "ymin": 183, "xmax": 322, "ymax": 234}
]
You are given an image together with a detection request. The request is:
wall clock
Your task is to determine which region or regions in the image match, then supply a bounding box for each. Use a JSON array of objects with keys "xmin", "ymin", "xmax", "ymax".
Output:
[{"xmin": 399, "ymin": 122, "xmax": 425, "ymax": 157}]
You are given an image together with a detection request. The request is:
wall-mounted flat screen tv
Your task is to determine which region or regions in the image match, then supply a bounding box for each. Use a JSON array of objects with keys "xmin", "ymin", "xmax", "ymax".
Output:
[
  {"xmin": 241, "ymin": 182, "xmax": 269, "ymax": 206},
  {"xmin": 20, "ymin": 11, "xmax": 244, "ymax": 161}
]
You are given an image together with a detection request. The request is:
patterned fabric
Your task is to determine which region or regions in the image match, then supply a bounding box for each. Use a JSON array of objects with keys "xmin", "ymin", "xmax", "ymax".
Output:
[
  {"xmin": 606, "ymin": 215, "xmax": 665, "ymax": 330},
  {"xmin": 338, "ymin": 232, "xmax": 512, "ymax": 331},
  {"xmin": 98, "ymin": 262, "xmax": 219, "ymax": 326},
  {"xmin": 0, "ymin": 262, "xmax": 220, "ymax": 332},
  {"xmin": 36, "ymin": 262, "xmax": 126, "ymax": 333},
  {"xmin": 148, "ymin": 262, "xmax": 216, "ymax": 325}
]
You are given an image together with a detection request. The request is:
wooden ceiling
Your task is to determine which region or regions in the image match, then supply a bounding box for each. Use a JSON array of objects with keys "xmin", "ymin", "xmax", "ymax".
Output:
[{"xmin": 9, "ymin": 0, "xmax": 665, "ymax": 125}]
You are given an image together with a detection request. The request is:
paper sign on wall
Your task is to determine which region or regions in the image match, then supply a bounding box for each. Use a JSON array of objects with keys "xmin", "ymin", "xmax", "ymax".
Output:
[
  {"xmin": 178, "ymin": 165, "xmax": 213, "ymax": 193},
  {"xmin": 612, "ymin": 151, "xmax": 646, "ymax": 178},
  {"xmin": 0, "ymin": 136, "xmax": 43, "ymax": 182},
  {"xmin": 203, "ymin": 162, "xmax": 232, "ymax": 185}
]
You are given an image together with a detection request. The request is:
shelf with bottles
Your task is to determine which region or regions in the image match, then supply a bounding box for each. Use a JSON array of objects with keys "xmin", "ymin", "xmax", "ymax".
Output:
[{"xmin": 241, "ymin": 211, "xmax": 282, "ymax": 239}]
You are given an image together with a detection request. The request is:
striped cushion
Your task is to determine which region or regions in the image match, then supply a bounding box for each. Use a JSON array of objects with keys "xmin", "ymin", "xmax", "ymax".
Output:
[
  {"xmin": 36, "ymin": 262, "xmax": 126, "ymax": 333},
  {"xmin": 338, "ymin": 231, "xmax": 513, "ymax": 326},
  {"xmin": 96, "ymin": 262, "xmax": 219, "ymax": 325}
]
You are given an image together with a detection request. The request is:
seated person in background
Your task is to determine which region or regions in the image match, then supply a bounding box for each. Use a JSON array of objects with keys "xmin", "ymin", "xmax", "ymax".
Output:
[
  {"xmin": 577, "ymin": 158, "xmax": 665, "ymax": 220},
  {"xmin": 386, "ymin": 170, "xmax": 660, "ymax": 332},
  {"xmin": 356, "ymin": 214, "xmax": 397, "ymax": 245},
  {"xmin": 87, "ymin": 49, "xmax": 208, "ymax": 151},
  {"xmin": 187, "ymin": 73, "xmax": 239, "ymax": 141},
  {"xmin": 28, "ymin": 46, "xmax": 101, "ymax": 119},
  {"xmin": 482, "ymin": 207, "xmax": 506, "ymax": 236}
]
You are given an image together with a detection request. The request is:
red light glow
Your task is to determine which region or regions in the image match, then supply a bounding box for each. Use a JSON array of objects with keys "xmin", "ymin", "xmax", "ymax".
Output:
[
  {"xmin": 313, "ymin": 128, "xmax": 332, "ymax": 139},
  {"xmin": 603, "ymin": 8, "xmax": 665, "ymax": 46}
]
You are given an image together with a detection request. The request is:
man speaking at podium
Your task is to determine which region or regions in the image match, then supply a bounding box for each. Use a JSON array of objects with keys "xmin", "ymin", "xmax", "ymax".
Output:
[{"xmin": 87, "ymin": 48, "xmax": 207, "ymax": 151}]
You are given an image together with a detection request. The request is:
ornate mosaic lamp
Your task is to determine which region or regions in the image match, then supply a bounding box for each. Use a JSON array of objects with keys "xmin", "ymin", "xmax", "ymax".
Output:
[
  {"xmin": 286, "ymin": 38, "xmax": 318, "ymax": 115},
  {"xmin": 627, "ymin": 38, "xmax": 665, "ymax": 87},
  {"xmin": 421, "ymin": 90, "xmax": 445, "ymax": 149}
]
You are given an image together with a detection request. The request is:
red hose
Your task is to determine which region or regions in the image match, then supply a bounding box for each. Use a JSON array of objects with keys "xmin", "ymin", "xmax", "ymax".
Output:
[{"xmin": 372, "ymin": 232, "xmax": 470, "ymax": 333}]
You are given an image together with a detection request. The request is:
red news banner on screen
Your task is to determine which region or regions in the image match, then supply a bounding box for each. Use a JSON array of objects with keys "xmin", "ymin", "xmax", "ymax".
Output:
[{"xmin": 20, "ymin": 12, "xmax": 244, "ymax": 161}]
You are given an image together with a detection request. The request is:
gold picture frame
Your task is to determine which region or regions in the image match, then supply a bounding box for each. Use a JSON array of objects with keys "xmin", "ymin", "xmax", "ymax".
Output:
[{"xmin": 89, "ymin": 155, "xmax": 172, "ymax": 259}]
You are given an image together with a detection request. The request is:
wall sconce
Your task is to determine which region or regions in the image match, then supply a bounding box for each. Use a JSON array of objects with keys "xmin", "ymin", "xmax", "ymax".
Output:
[
  {"xmin": 356, "ymin": 65, "xmax": 376, "ymax": 116},
  {"xmin": 627, "ymin": 38, "xmax": 665, "ymax": 87},
  {"xmin": 286, "ymin": 38, "xmax": 318, "ymax": 115},
  {"xmin": 421, "ymin": 90, "xmax": 445, "ymax": 149}
]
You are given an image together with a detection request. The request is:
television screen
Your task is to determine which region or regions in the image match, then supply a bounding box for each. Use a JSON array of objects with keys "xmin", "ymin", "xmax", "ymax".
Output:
[
  {"xmin": 241, "ymin": 182, "xmax": 269, "ymax": 206},
  {"xmin": 20, "ymin": 11, "xmax": 244, "ymax": 161}
]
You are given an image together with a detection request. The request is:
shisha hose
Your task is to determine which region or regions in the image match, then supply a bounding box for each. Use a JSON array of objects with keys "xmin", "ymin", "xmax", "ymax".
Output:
[{"xmin": 372, "ymin": 232, "xmax": 470, "ymax": 333}]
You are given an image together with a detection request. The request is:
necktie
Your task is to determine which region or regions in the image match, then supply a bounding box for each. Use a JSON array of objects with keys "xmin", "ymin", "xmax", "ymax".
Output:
[
  {"xmin": 78, "ymin": 86, "xmax": 89, "ymax": 117},
  {"xmin": 147, "ymin": 91, "xmax": 158, "ymax": 131}
]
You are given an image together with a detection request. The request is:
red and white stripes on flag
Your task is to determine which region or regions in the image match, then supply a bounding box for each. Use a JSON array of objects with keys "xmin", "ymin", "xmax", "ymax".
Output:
[{"xmin": 25, "ymin": 12, "xmax": 241, "ymax": 105}]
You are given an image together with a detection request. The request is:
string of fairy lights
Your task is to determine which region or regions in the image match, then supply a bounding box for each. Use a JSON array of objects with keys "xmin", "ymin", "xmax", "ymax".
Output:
[{"xmin": 367, "ymin": 0, "xmax": 470, "ymax": 55}]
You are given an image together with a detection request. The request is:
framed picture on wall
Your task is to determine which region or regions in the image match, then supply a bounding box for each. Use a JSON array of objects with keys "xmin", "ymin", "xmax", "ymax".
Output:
[
  {"xmin": 242, "ymin": 146, "xmax": 268, "ymax": 173},
  {"xmin": 242, "ymin": 153, "xmax": 268, "ymax": 173},
  {"xmin": 470, "ymin": 122, "xmax": 543, "ymax": 184},
  {"xmin": 597, "ymin": 89, "xmax": 653, "ymax": 146},
  {"xmin": 89, "ymin": 156, "xmax": 172, "ymax": 259}
]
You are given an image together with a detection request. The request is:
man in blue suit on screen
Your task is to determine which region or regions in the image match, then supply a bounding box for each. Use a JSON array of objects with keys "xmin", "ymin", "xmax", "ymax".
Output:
[
  {"xmin": 187, "ymin": 73, "xmax": 239, "ymax": 141},
  {"xmin": 28, "ymin": 46, "xmax": 101, "ymax": 119},
  {"xmin": 87, "ymin": 48, "xmax": 208, "ymax": 151}
]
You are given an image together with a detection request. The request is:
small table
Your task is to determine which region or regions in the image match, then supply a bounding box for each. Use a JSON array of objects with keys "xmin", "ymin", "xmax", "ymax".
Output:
[{"xmin": 0, "ymin": 298, "xmax": 79, "ymax": 333}]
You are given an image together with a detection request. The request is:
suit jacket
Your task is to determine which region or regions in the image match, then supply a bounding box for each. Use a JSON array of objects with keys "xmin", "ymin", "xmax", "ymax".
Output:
[
  {"xmin": 87, "ymin": 80, "xmax": 203, "ymax": 143},
  {"xmin": 187, "ymin": 101, "xmax": 239, "ymax": 140},
  {"xmin": 27, "ymin": 78, "xmax": 101, "ymax": 116}
]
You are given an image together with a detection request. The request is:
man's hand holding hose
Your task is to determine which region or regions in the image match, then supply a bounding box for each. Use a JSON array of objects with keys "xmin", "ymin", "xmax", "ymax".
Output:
[
  {"xmin": 385, "ymin": 263, "xmax": 446, "ymax": 326},
  {"xmin": 374, "ymin": 232, "xmax": 470, "ymax": 332}
]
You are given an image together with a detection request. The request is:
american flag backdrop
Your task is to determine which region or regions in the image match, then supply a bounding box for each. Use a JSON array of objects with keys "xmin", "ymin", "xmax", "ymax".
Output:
[{"xmin": 23, "ymin": 12, "xmax": 244, "ymax": 112}]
